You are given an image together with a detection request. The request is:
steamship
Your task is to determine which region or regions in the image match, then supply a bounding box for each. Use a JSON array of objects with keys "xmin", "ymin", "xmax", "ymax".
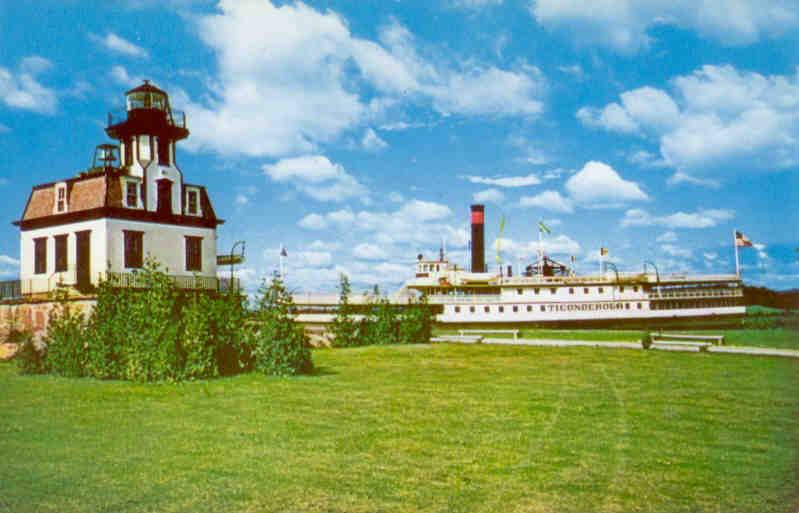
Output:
[{"xmin": 402, "ymin": 205, "xmax": 746, "ymax": 326}]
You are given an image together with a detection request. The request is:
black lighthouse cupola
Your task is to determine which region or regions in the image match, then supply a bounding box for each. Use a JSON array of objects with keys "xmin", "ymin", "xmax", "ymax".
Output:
[{"xmin": 104, "ymin": 80, "xmax": 189, "ymax": 215}]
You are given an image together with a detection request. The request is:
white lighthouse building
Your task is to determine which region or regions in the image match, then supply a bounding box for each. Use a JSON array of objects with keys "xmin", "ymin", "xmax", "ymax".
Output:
[{"xmin": 13, "ymin": 81, "xmax": 224, "ymax": 295}]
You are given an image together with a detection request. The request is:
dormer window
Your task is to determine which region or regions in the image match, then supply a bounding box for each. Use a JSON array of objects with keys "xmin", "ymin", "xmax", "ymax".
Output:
[
  {"xmin": 186, "ymin": 188, "xmax": 200, "ymax": 216},
  {"xmin": 124, "ymin": 178, "xmax": 141, "ymax": 208},
  {"xmin": 54, "ymin": 183, "xmax": 67, "ymax": 213}
]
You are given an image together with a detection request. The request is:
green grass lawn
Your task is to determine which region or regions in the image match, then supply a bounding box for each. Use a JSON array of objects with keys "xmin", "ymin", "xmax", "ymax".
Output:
[
  {"xmin": 436, "ymin": 327, "xmax": 799, "ymax": 350},
  {"xmin": 1, "ymin": 344, "xmax": 798, "ymax": 513}
]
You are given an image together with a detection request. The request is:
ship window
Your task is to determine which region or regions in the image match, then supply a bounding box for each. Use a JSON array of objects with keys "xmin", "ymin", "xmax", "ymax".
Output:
[
  {"xmin": 513, "ymin": 305, "xmax": 518, "ymax": 313},
  {"xmin": 526, "ymin": 305, "xmax": 532, "ymax": 312},
  {"xmin": 550, "ymin": 288, "xmax": 556, "ymax": 294},
  {"xmin": 484, "ymin": 306, "xmax": 490, "ymax": 313},
  {"xmin": 454, "ymin": 306, "xmax": 461, "ymax": 313},
  {"xmin": 517, "ymin": 288, "xmax": 523, "ymax": 295},
  {"xmin": 633, "ymin": 286, "xmax": 639, "ymax": 292},
  {"xmin": 469, "ymin": 306, "xmax": 475, "ymax": 313},
  {"xmin": 598, "ymin": 287, "xmax": 604, "ymax": 293},
  {"xmin": 584, "ymin": 287, "xmax": 589, "ymax": 294},
  {"xmin": 625, "ymin": 303, "xmax": 630, "ymax": 310},
  {"xmin": 498, "ymin": 306, "xmax": 504, "ymax": 313},
  {"xmin": 637, "ymin": 303, "xmax": 642, "ymax": 309},
  {"xmin": 436, "ymin": 265, "xmax": 439, "ymax": 272},
  {"xmin": 540, "ymin": 305, "xmax": 545, "ymax": 312},
  {"xmin": 568, "ymin": 288, "xmax": 574, "ymax": 294},
  {"xmin": 619, "ymin": 286, "xmax": 625, "ymax": 292},
  {"xmin": 534, "ymin": 288, "xmax": 540, "ymax": 294}
]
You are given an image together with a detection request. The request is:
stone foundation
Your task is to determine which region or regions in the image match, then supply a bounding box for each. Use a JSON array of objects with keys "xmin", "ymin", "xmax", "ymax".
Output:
[{"xmin": 0, "ymin": 298, "xmax": 97, "ymax": 341}]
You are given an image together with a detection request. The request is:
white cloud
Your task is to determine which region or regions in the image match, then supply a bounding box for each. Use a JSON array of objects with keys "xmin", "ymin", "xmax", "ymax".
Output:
[
  {"xmin": 621, "ymin": 208, "xmax": 734, "ymax": 228},
  {"xmin": 295, "ymin": 250, "xmax": 333, "ymax": 267},
  {"xmin": 628, "ymin": 150, "xmax": 668, "ymax": 168},
  {"xmin": 263, "ymin": 155, "xmax": 368, "ymax": 203},
  {"xmin": 564, "ymin": 161, "xmax": 648, "ymax": 207},
  {"xmin": 0, "ymin": 57, "xmax": 57, "ymax": 114},
  {"xmin": 298, "ymin": 213, "xmax": 328, "ymax": 230},
  {"xmin": 353, "ymin": 243, "xmax": 388, "ymax": 261},
  {"xmin": 361, "ymin": 128, "xmax": 388, "ymax": 152},
  {"xmin": 234, "ymin": 194, "xmax": 249, "ymax": 206},
  {"xmin": 109, "ymin": 65, "xmax": 139, "ymax": 86},
  {"xmin": 388, "ymin": 192, "xmax": 404, "ymax": 203},
  {"xmin": 578, "ymin": 65, "xmax": 799, "ymax": 176},
  {"xmin": 660, "ymin": 244, "xmax": 693, "ymax": 258},
  {"xmin": 180, "ymin": 1, "xmax": 546, "ymax": 157},
  {"xmin": 558, "ymin": 64, "xmax": 584, "ymax": 79},
  {"xmin": 519, "ymin": 190, "xmax": 574, "ymax": 213},
  {"xmin": 494, "ymin": 235, "xmax": 582, "ymax": 258},
  {"xmin": 656, "ymin": 231, "xmax": 678, "ymax": 243},
  {"xmin": 0, "ymin": 255, "xmax": 19, "ymax": 267},
  {"xmin": 90, "ymin": 33, "xmax": 149, "ymax": 59},
  {"xmin": 462, "ymin": 173, "xmax": 541, "ymax": 188},
  {"xmin": 473, "ymin": 188, "xmax": 505, "ymax": 203},
  {"xmin": 531, "ymin": 0, "xmax": 799, "ymax": 54}
]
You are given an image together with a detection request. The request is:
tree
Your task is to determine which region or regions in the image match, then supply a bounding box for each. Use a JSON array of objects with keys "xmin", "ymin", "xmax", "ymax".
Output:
[{"xmin": 330, "ymin": 273, "xmax": 359, "ymax": 347}]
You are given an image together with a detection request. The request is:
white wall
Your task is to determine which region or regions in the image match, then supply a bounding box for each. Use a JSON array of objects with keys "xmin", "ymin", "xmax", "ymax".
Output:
[
  {"xmin": 106, "ymin": 218, "xmax": 217, "ymax": 277},
  {"xmin": 19, "ymin": 219, "xmax": 109, "ymax": 292},
  {"xmin": 144, "ymin": 160, "xmax": 183, "ymax": 214}
]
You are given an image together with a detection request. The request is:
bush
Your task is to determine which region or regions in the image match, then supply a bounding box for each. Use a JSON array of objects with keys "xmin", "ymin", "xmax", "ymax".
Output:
[
  {"xmin": 641, "ymin": 332, "xmax": 653, "ymax": 350},
  {"xmin": 251, "ymin": 276, "xmax": 313, "ymax": 376},
  {"xmin": 15, "ymin": 335, "xmax": 46, "ymax": 375},
  {"xmin": 43, "ymin": 290, "xmax": 88, "ymax": 378},
  {"xmin": 397, "ymin": 295, "xmax": 434, "ymax": 345},
  {"xmin": 360, "ymin": 286, "xmax": 399, "ymax": 346},
  {"xmin": 330, "ymin": 273, "xmax": 359, "ymax": 347}
]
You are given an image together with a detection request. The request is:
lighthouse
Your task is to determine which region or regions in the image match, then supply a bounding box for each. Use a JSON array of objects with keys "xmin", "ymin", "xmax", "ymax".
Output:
[{"xmin": 13, "ymin": 81, "xmax": 223, "ymax": 295}]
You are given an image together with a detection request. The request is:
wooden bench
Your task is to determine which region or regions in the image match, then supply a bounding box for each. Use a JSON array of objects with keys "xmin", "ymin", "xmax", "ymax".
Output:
[
  {"xmin": 650, "ymin": 333, "xmax": 724, "ymax": 345},
  {"xmin": 458, "ymin": 329, "xmax": 519, "ymax": 341}
]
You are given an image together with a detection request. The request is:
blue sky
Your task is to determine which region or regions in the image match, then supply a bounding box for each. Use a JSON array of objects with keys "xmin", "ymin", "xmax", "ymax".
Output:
[{"xmin": 1, "ymin": 0, "xmax": 798, "ymax": 293}]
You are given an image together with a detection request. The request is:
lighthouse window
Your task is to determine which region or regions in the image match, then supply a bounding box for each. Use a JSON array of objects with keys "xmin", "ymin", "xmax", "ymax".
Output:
[
  {"xmin": 34, "ymin": 237, "xmax": 47, "ymax": 275},
  {"xmin": 126, "ymin": 182, "xmax": 139, "ymax": 208},
  {"xmin": 123, "ymin": 139, "xmax": 133, "ymax": 166},
  {"xmin": 157, "ymin": 137, "xmax": 170, "ymax": 165},
  {"xmin": 124, "ymin": 230, "xmax": 144, "ymax": 269},
  {"xmin": 55, "ymin": 185, "xmax": 67, "ymax": 213},
  {"xmin": 54, "ymin": 235, "xmax": 68, "ymax": 273},
  {"xmin": 185, "ymin": 236, "xmax": 203, "ymax": 272},
  {"xmin": 187, "ymin": 189, "xmax": 199, "ymax": 215}
]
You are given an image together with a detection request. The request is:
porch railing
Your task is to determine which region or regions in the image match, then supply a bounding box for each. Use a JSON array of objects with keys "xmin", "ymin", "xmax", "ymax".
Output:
[{"xmin": 0, "ymin": 280, "xmax": 21, "ymax": 301}]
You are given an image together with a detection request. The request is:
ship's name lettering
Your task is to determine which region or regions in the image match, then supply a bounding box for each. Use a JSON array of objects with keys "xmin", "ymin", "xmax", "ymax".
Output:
[{"xmin": 546, "ymin": 302, "xmax": 626, "ymax": 312}]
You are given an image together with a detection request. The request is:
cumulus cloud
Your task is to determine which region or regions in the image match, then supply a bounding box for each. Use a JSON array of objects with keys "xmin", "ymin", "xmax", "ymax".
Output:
[
  {"xmin": 578, "ymin": 65, "xmax": 799, "ymax": 176},
  {"xmin": 361, "ymin": 128, "xmax": 388, "ymax": 152},
  {"xmin": 656, "ymin": 231, "xmax": 678, "ymax": 243},
  {"xmin": 90, "ymin": 32, "xmax": 149, "ymax": 58},
  {"xmin": 0, "ymin": 57, "xmax": 57, "ymax": 114},
  {"xmin": 473, "ymin": 188, "xmax": 505, "ymax": 203},
  {"xmin": 109, "ymin": 65, "xmax": 139, "ymax": 86},
  {"xmin": 462, "ymin": 173, "xmax": 541, "ymax": 187},
  {"xmin": 353, "ymin": 243, "xmax": 389, "ymax": 261},
  {"xmin": 531, "ymin": 0, "xmax": 799, "ymax": 54},
  {"xmin": 519, "ymin": 190, "xmax": 574, "ymax": 213},
  {"xmin": 493, "ymin": 235, "xmax": 582, "ymax": 258},
  {"xmin": 564, "ymin": 161, "xmax": 648, "ymax": 207},
  {"xmin": 263, "ymin": 155, "xmax": 368, "ymax": 203},
  {"xmin": 621, "ymin": 208, "xmax": 734, "ymax": 228},
  {"xmin": 180, "ymin": 1, "xmax": 546, "ymax": 157}
]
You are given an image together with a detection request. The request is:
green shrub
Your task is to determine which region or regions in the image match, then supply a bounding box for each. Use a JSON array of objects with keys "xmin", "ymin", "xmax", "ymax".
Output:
[
  {"xmin": 181, "ymin": 293, "xmax": 219, "ymax": 380},
  {"xmin": 251, "ymin": 277, "xmax": 313, "ymax": 376},
  {"xmin": 398, "ymin": 295, "xmax": 434, "ymax": 345},
  {"xmin": 641, "ymin": 332, "xmax": 653, "ymax": 350},
  {"xmin": 15, "ymin": 335, "xmax": 46, "ymax": 375},
  {"xmin": 361, "ymin": 286, "xmax": 399, "ymax": 346},
  {"xmin": 330, "ymin": 273, "xmax": 359, "ymax": 347},
  {"xmin": 43, "ymin": 291, "xmax": 88, "ymax": 378}
]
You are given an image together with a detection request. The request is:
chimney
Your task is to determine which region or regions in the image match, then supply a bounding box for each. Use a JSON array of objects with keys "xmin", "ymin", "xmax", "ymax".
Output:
[{"xmin": 470, "ymin": 204, "xmax": 485, "ymax": 273}]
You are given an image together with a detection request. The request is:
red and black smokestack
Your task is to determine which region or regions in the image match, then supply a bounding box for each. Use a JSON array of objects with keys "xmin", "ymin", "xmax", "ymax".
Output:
[{"xmin": 470, "ymin": 204, "xmax": 485, "ymax": 273}]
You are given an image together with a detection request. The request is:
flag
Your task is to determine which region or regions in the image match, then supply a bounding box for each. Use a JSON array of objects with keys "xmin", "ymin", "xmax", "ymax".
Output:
[
  {"xmin": 570, "ymin": 255, "xmax": 576, "ymax": 264},
  {"xmin": 600, "ymin": 247, "xmax": 608, "ymax": 256},
  {"xmin": 735, "ymin": 231, "xmax": 753, "ymax": 248},
  {"xmin": 538, "ymin": 221, "xmax": 551, "ymax": 234},
  {"xmin": 280, "ymin": 246, "xmax": 288, "ymax": 257}
]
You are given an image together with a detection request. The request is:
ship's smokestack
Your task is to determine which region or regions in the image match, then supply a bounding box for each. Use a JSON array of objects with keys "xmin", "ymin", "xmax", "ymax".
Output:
[{"xmin": 470, "ymin": 204, "xmax": 485, "ymax": 273}]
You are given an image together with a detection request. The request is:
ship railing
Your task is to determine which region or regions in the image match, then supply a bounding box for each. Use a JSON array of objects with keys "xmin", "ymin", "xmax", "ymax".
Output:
[{"xmin": 427, "ymin": 295, "xmax": 503, "ymax": 304}]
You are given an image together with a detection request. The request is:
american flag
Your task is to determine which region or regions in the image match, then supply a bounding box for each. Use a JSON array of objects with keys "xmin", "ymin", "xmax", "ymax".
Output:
[{"xmin": 735, "ymin": 231, "xmax": 753, "ymax": 248}]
